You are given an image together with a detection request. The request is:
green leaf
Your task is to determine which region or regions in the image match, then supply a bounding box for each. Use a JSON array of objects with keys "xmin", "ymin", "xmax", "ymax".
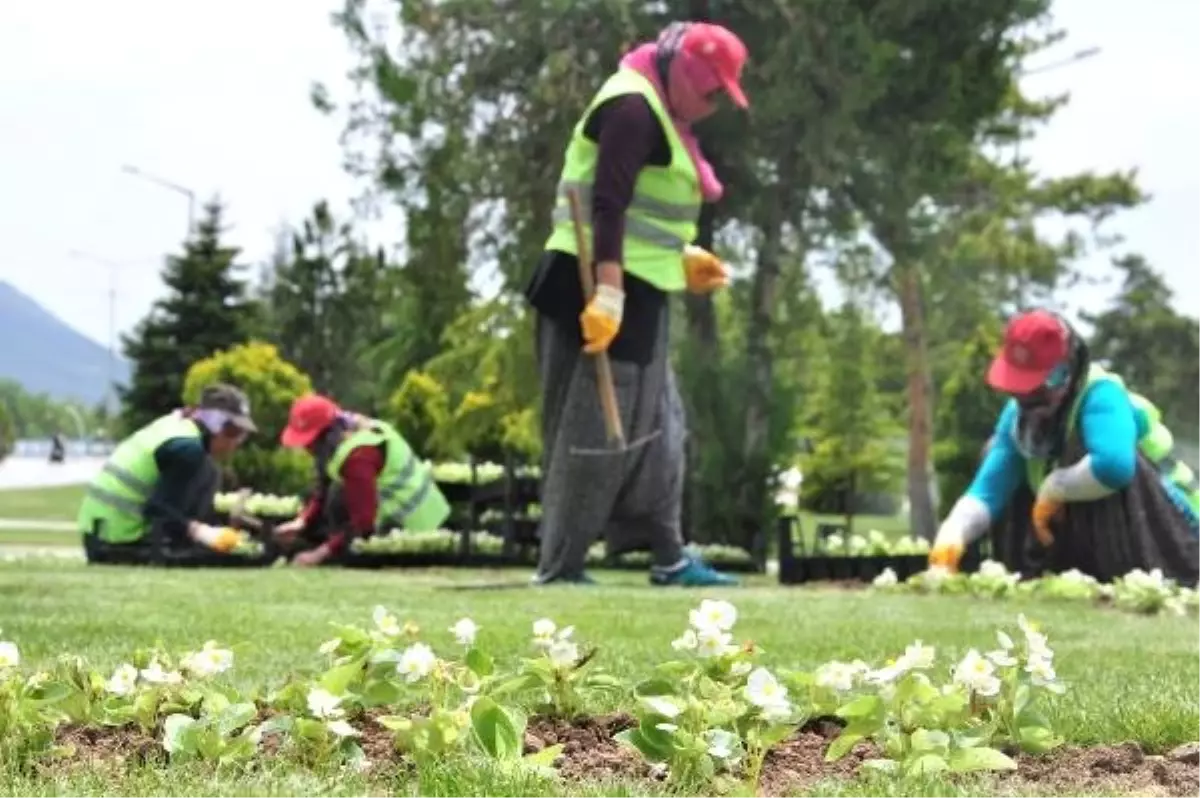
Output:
[
  {"xmin": 360, "ymin": 679, "xmax": 403, "ymax": 707},
  {"xmin": 910, "ymin": 728, "xmax": 951, "ymax": 755},
  {"xmin": 320, "ymin": 660, "xmax": 364, "ymax": 695},
  {"xmin": 162, "ymin": 714, "xmax": 196, "ymax": 755},
  {"xmin": 1012, "ymin": 683, "xmax": 1031, "ymax": 716},
  {"xmin": 466, "ymin": 648, "xmax": 494, "ymax": 677},
  {"xmin": 904, "ymin": 753, "xmax": 950, "ymax": 777},
  {"xmin": 375, "ymin": 714, "xmax": 413, "ymax": 732},
  {"xmin": 492, "ymin": 671, "xmax": 547, "ymax": 698},
  {"xmin": 470, "ymin": 697, "xmax": 522, "ymax": 761},
  {"xmin": 836, "ymin": 694, "xmax": 884, "ymax": 722},
  {"xmin": 947, "ymin": 746, "xmax": 1018, "ymax": 772},
  {"xmin": 524, "ymin": 742, "xmax": 564, "ymax": 768},
  {"xmin": 1017, "ymin": 725, "xmax": 1063, "ymax": 754},
  {"xmin": 825, "ymin": 732, "xmax": 863, "ymax": 761},
  {"xmin": 293, "ymin": 717, "xmax": 329, "ymax": 742},
  {"xmin": 615, "ymin": 728, "xmax": 671, "ymax": 762},
  {"xmin": 634, "ymin": 677, "xmax": 678, "ymax": 697},
  {"xmin": 215, "ymin": 702, "xmax": 257, "ymax": 736},
  {"xmin": 862, "ymin": 758, "xmax": 899, "ymax": 773}
]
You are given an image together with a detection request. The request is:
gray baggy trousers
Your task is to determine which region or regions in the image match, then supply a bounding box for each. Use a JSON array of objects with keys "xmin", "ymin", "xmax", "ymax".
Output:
[{"xmin": 534, "ymin": 314, "xmax": 687, "ymax": 581}]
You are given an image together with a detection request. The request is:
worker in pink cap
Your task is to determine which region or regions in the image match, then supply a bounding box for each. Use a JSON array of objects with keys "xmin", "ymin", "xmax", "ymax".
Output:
[
  {"xmin": 930, "ymin": 309, "xmax": 1197, "ymax": 585},
  {"xmin": 524, "ymin": 21, "xmax": 748, "ymax": 586},
  {"xmin": 273, "ymin": 394, "xmax": 450, "ymax": 566}
]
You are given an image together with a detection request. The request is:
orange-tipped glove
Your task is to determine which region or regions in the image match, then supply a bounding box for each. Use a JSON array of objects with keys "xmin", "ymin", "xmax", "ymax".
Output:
[
  {"xmin": 928, "ymin": 540, "xmax": 964, "ymax": 572},
  {"xmin": 1031, "ymin": 497, "xmax": 1063, "ymax": 547},
  {"xmin": 1031, "ymin": 471, "xmax": 1068, "ymax": 547},
  {"xmin": 190, "ymin": 522, "xmax": 242, "ymax": 553},
  {"xmin": 579, "ymin": 284, "xmax": 624, "ymax": 354},
  {"xmin": 683, "ymin": 245, "xmax": 729, "ymax": 294}
]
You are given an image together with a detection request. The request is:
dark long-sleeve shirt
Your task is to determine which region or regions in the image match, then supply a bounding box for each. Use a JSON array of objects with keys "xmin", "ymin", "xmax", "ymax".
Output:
[
  {"xmin": 300, "ymin": 445, "xmax": 385, "ymax": 554},
  {"xmin": 525, "ymin": 93, "xmax": 673, "ymax": 365},
  {"xmin": 144, "ymin": 423, "xmax": 211, "ymax": 542}
]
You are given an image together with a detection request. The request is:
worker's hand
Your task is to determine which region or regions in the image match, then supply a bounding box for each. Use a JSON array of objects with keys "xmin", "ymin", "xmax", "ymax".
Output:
[
  {"xmin": 189, "ymin": 523, "xmax": 242, "ymax": 554},
  {"xmin": 1031, "ymin": 497, "xmax": 1063, "ymax": 547},
  {"xmin": 229, "ymin": 489, "xmax": 262, "ymax": 531},
  {"xmin": 294, "ymin": 544, "xmax": 332, "ymax": 568},
  {"xmin": 273, "ymin": 516, "xmax": 305, "ymax": 545},
  {"xmin": 1032, "ymin": 473, "xmax": 1067, "ymax": 547},
  {"xmin": 683, "ymin": 245, "xmax": 729, "ymax": 294},
  {"xmin": 928, "ymin": 517, "xmax": 966, "ymax": 572},
  {"xmin": 579, "ymin": 284, "xmax": 624, "ymax": 354}
]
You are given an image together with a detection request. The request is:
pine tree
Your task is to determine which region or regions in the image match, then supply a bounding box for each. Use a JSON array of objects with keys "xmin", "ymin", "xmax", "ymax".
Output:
[{"xmin": 117, "ymin": 199, "xmax": 257, "ymax": 432}]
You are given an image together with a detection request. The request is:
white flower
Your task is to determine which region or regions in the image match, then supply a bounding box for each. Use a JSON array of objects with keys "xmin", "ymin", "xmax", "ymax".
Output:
[
  {"xmin": 140, "ymin": 659, "xmax": 183, "ymax": 685},
  {"xmin": 327, "ymin": 719, "xmax": 359, "ymax": 738},
  {"xmin": 532, "ymin": 618, "xmax": 557, "ymax": 648},
  {"xmin": 1026, "ymin": 655, "xmax": 1057, "ymax": 686},
  {"xmin": 744, "ymin": 667, "xmax": 790, "ymax": 716},
  {"xmin": 397, "ymin": 643, "xmax": 438, "ymax": 682},
  {"xmin": 705, "ymin": 728, "xmax": 739, "ymax": 760},
  {"xmin": 1017, "ymin": 615, "xmax": 1054, "ymax": 661},
  {"xmin": 547, "ymin": 639, "xmax": 579, "ymax": 669},
  {"xmin": 0, "ymin": 640, "xmax": 19, "ymax": 670},
  {"xmin": 689, "ymin": 599, "xmax": 738, "ymax": 633},
  {"xmin": 106, "ymin": 664, "xmax": 139, "ymax": 696},
  {"xmin": 996, "ymin": 630, "xmax": 1014, "ymax": 650},
  {"xmin": 952, "ymin": 649, "xmax": 1001, "ymax": 697},
  {"xmin": 307, "ymin": 687, "xmax": 344, "ymax": 719},
  {"xmin": 979, "ymin": 560, "xmax": 1009, "ymax": 579},
  {"xmin": 731, "ymin": 661, "xmax": 753, "ymax": 677},
  {"xmin": 671, "ymin": 629, "xmax": 698, "ymax": 651},
  {"xmin": 641, "ymin": 696, "xmax": 683, "ymax": 718},
  {"xmin": 898, "ymin": 640, "xmax": 936, "ymax": 671},
  {"xmin": 319, "ymin": 638, "xmax": 342, "ymax": 655},
  {"xmin": 872, "ymin": 568, "xmax": 898, "ymax": 588},
  {"xmin": 181, "ymin": 641, "xmax": 233, "ymax": 678},
  {"xmin": 372, "ymin": 606, "xmax": 401, "ymax": 637},
  {"xmin": 450, "ymin": 618, "xmax": 479, "ymax": 646},
  {"xmin": 762, "ymin": 701, "xmax": 793, "ymax": 722},
  {"xmin": 815, "ymin": 661, "xmax": 858, "ymax": 692},
  {"xmin": 986, "ymin": 649, "xmax": 1017, "ymax": 668},
  {"xmin": 695, "ymin": 627, "xmax": 737, "ymax": 658}
]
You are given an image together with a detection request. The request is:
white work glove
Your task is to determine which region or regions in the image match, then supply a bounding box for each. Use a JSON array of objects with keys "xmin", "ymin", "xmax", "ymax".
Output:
[
  {"xmin": 188, "ymin": 522, "xmax": 240, "ymax": 553},
  {"xmin": 929, "ymin": 496, "xmax": 990, "ymax": 572}
]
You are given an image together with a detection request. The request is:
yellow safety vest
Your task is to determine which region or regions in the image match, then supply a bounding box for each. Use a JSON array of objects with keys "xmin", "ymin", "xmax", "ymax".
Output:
[{"xmin": 543, "ymin": 68, "xmax": 701, "ymax": 291}]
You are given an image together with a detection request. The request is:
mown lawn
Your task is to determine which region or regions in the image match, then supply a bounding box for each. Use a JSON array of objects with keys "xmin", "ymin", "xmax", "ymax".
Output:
[
  {"xmin": 0, "ymin": 559, "xmax": 1195, "ymax": 796},
  {"xmin": 0, "ymin": 483, "xmax": 85, "ymax": 521}
]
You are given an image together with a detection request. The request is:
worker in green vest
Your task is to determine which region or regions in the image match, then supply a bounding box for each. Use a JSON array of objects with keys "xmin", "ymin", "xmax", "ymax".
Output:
[
  {"xmin": 931, "ymin": 310, "xmax": 1198, "ymax": 586},
  {"xmin": 523, "ymin": 22, "xmax": 748, "ymax": 586},
  {"xmin": 275, "ymin": 394, "xmax": 450, "ymax": 566},
  {"xmin": 78, "ymin": 384, "xmax": 258, "ymax": 563}
]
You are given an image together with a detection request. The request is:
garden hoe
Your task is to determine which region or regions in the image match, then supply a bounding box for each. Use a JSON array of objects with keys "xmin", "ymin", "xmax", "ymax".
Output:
[{"xmin": 565, "ymin": 187, "xmax": 660, "ymax": 458}]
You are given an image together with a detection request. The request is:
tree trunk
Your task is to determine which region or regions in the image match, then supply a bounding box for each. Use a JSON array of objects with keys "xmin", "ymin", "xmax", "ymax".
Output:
[
  {"xmin": 738, "ymin": 195, "xmax": 786, "ymax": 546},
  {"xmin": 896, "ymin": 262, "xmax": 938, "ymax": 540}
]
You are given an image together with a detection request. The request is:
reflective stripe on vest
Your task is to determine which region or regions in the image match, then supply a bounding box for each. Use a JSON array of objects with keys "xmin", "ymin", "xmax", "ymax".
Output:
[
  {"xmin": 550, "ymin": 179, "xmax": 700, "ymax": 251},
  {"xmin": 543, "ymin": 68, "xmax": 701, "ymax": 292},
  {"xmin": 77, "ymin": 414, "xmax": 201, "ymax": 542},
  {"xmin": 327, "ymin": 420, "xmax": 441, "ymax": 530}
]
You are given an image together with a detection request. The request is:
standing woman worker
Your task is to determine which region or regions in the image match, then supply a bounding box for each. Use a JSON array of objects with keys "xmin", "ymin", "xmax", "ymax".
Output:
[{"xmin": 524, "ymin": 21, "xmax": 748, "ymax": 586}]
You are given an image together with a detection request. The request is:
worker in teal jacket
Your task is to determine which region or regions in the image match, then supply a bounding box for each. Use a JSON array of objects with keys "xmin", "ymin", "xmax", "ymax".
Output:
[{"xmin": 931, "ymin": 310, "xmax": 1198, "ymax": 585}]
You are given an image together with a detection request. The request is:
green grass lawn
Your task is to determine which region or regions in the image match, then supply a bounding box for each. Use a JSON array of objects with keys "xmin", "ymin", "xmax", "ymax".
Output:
[
  {"xmin": 0, "ymin": 560, "xmax": 1195, "ymax": 796},
  {"xmin": 0, "ymin": 483, "xmax": 85, "ymax": 521}
]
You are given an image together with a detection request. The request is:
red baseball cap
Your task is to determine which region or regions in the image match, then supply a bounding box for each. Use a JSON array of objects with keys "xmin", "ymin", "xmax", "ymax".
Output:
[
  {"xmin": 682, "ymin": 23, "xmax": 749, "ymax": 108},
  {"xmin": 281, "ymin": 394, "xmax": 340, "ymax": 448},
  {"xmin": 986, "ymin": 310, "xmax": 1070, "ymax": 394}
]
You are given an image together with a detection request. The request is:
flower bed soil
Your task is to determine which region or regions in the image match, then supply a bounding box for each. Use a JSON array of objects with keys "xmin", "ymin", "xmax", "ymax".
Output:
[{"xmin": 46, "ymin": 718, "xmax": 1200, "ymax": 796}]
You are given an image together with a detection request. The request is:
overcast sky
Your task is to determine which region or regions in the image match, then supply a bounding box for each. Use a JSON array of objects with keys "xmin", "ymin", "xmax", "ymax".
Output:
[{"xmin": 1, "ymin": 0, "xmax": 1196, "ymax": 350}]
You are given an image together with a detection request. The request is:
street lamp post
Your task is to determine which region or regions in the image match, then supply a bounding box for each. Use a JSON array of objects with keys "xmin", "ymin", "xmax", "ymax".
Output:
[
  {"xmin": 120, "ymin": 164, "xmax": 197, "ymax": 236},
  {"xmin": 67, "ymin": 250, "xmax": 121, "ymax": 416}
]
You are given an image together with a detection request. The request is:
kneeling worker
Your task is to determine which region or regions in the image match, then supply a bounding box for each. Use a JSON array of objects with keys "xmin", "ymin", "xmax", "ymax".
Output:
[
  {"xmin": 78, "ymin": 384, "xmax": 257, "ymax": 563},
  {"xmin": 274, "ymin": 394, "xmax": 451, "ymax": 566}
]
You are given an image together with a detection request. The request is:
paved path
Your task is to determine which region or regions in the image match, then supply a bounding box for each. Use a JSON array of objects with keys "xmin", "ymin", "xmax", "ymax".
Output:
[{"xmin": 0, "ymin": 456, "xmax": 103, "ymax": 490}]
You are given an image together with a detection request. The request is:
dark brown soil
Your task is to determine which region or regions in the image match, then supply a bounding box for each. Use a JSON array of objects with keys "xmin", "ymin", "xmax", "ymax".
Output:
[
  {"xmin": 759, "ymin": 718, "xmax": 878, "ymax": 796},
  {"xmin": 1002, "ymin": 741, "xmax": 1200, "ymax": 797},
  {"xmin": 43, "ymin": 713, "xmax": 1200, "ymax": 797},
  {"xmin": 48, "ymin": 724, "xmax": 162, "ymax": 771},
  {"xmin": 523, "ymin": 712, "xmax": 647, "ymax": 780}
]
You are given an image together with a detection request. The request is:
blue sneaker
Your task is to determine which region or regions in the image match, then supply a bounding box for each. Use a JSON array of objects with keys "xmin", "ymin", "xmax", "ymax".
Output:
[{"xmin": 650, "ymin": 554, "xmax": 739, "ymax": 587}]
